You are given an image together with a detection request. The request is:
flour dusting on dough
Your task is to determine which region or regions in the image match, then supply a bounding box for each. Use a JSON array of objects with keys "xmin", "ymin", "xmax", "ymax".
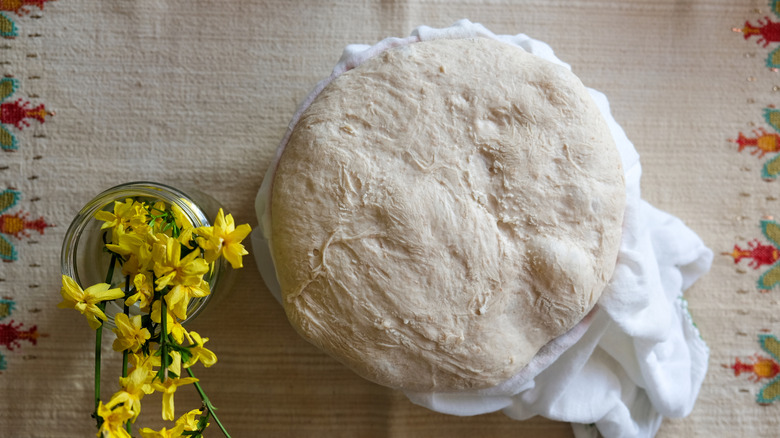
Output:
[{"xmin": 271, "ymin": 37, "xmax": 625, "ymax": 391}]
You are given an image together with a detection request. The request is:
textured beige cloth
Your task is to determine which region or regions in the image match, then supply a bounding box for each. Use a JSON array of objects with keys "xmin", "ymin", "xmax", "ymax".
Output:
[{"xmin": 0, "ymin": 0, "xmax": 775, "ymax": 436}]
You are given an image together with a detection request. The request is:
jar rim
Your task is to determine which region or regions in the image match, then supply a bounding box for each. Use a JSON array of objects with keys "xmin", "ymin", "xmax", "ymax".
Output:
[{"xmin": 59, "ymin": 181, "xmax": 221, "ymax": 328}]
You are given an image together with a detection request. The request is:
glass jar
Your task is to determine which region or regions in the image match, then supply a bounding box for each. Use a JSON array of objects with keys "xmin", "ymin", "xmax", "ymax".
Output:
[{"xmin": 60, "ymin": 181, "xmax": 229, "ymax": 329}]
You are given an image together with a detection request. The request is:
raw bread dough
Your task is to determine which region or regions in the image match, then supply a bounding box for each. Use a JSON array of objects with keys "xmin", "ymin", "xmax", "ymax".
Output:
[{"xmin": 270, "ymin": 37, "xmax": 625, "ymax": 391}]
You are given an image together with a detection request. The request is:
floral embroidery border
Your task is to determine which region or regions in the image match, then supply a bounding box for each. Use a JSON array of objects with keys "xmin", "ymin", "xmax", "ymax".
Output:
[
  {"xmin": 0, "ymin": 0, "xmax": 54, "ymax": 373},
  {"xmin": 728, "ymin": 3, "xmax": 780, "ymax": 405},
  {"xmin": 726, "ymin": 220, "xmax": 780, "ymax": 292},
  {"xmin": 0, "ymin": 1, "xmax": 54, "ymax": 40},
  {"xmin": 730, "ymin": 108, "xmax": 780, "ymax": 180},
  {"xmin": 731, "ymin": 334, "xmax": 780, "ymax": 404},
  {"xmin": 0, "ymin": 297, "xmax": 40, "ymax": 372}
]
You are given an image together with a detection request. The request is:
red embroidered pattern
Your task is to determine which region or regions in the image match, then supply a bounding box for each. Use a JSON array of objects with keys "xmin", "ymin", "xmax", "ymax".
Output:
[
  {"xmin": 0, "ymin": 0, "xmax": 54, "ymax": 39},
  {"xmin": 732, "ymin": 354, "xmax": 780, "ymax": 383},
  {"xmin": 0, "ymin": 298, "xmax": 41, "ymax": 371},
  {"xmin": 0, "ymin": 0, "xmax": 52, "ymax": 376},
  {"xmin": 730, "ymin": 108, "xmax": 780, "ymax": 180},
  {"xmin": 732, "ymin": 129, "xmax": 780, "ymax": 159},
  {"xmin": 740, "ymin": 17, "xmax": 780, "ymax": 47},
  {"xmin": 0, "ymin": 77, "xmax": 49, "ymax": 152},
  {"xmin": 0, "ymin": 98, "xmax": 46, "ymax": 130},
  {"xmin": 725, "ymin": 220, "xmax": 780, "ymax": 292},
  {"xmin": 735, "ymin": 2, "xmax": 780, "ymax": 69},
  {"xmin": 0, "ymin": 4, "xmax": 53, "ymax": 262},
  {"xmin": 0, "ymin": 320, "xmax": 38, "ymax": 351},
  {"xmin": 0, "ymin": 0, "xmax": 54, "ymax": 16},
  {"xmin": 725, "ymin": 239, "xmax": 779, "ymax": 270},
  {"xmin": 0, "ymin": 189, "xmax": 51, "ymax": 262},
  {"xmin": 729, "ymin": 7, "xmax": 780, "ymax": 403},
  {"xmin": 731, "ymin": 334, "xmax": 780, "ymax": 404}
]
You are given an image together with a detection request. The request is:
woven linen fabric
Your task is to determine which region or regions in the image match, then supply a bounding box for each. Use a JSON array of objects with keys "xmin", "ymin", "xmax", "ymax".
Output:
[{"xmin": 0, "ymin": 0, "xmax": 776, "ymax": 437}]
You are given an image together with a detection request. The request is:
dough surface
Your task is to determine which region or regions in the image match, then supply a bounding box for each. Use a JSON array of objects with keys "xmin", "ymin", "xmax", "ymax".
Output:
[{"xmin": 271, "ymin": 37, "xmax": 625, "ymax": 391}]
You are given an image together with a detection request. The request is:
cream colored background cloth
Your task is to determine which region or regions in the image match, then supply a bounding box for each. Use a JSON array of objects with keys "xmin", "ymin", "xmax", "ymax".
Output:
[{"xmin": 0, "ymin": 1, "xmax": 775, "ymax": 436}]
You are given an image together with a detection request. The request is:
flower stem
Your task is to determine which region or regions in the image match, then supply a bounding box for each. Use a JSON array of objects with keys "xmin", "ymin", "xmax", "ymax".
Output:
[
  {"xmin": 160, "ymin": 298, "xmax": 168, "ymax": 381},
  {"xmin": 93, "ymin": 311, "xmax": 103, "ymax": 425},
  {"xmin": 122, "ymin": 275, "xmax": 131, "ymax": 435},
  {"xmin": 93, "ymin": 254, "xmax": 118, "ymax": 425},
  {"xmin": 122, "ymin": 275, "xmax": 130, "ymax": 378},
  {"xmin": 187, "ymin": 367, "xmax": 231, "ymax": 438}
]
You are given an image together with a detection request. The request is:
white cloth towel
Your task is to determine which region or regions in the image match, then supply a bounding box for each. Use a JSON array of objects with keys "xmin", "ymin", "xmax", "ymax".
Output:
[{"xmin": 252, "ymin": 19, "xmax": 714, "ymax": 438}]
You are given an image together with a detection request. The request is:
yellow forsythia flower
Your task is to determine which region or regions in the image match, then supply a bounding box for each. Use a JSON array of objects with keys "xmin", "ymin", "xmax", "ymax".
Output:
[
  {"xmin": 119, "ymin": 231, "xmax": 155, "ymax": 277},
  {"xmin": 152, "ymin": 376, "xmax": 199, "ymax": 421},
  {"xmin": 94, "ymin": 198, "xmax": 137, "ymax": 230},
  {"xmin": 165, "ymin": 278, "xmax": 209, "ymax": 320},
  {"xmin": 95, "ymin": 401, "xmax": 133, "ymax": 438},
  {"xmin": 175, "ymin": 408, "xmax": 205, "ymax": 432},
  {"xmin": 149, "ymin": 201, "xmax": 170, "ymax": 234},
  {"xmin": 196, "ymin": 208, "xmax": 251, "ymax": 268},
  {"xmin": 106, "ymin": 365, "xmax": 154, "ymax": 421},
  {"xmin": 58, "ymin": 276, "xmax": 124, "ymax": 330},
  {"xmin": 138, "ymin": 424, "xmax": 185, "ymax": 438},
  {"xmin": 150, "ymin": 300, "xmax": 174, "ymax": 331},
  {"xmin": 169, "ymin": 319, "xmax": 187, "ymax": 344},
  {"xmin": 111, "ymin": 314, "xmax": 151, "ymax": 353},
  {"xmin": 169, "ymin": 351, "xmax": 183, "ymax": 378},
  {"xmin": 105, "ymin": 225, "xmax": 145, "ymax": 258},
  {"xmin": 128, "ymin": 351, "xmax": 159, "ymax": 375},
  {"xmin": 125, "ymin": 273, "xmax": 154, "ymax": 312},
  {"xmin": 184, "ymin": 330, "xmax": 217, "ymax": 368},
  {"xmin": 171, "ymin": 203, "xmax": 193, "ymax": 230},
  {"xmin": 153, "ymin": 237, "xmax": 209, "ymax": 291},
  {"xmin": 177, "ymin": 226, "xmax": 195, "ymax": 249},
  {"xmin": 149, "ymin": 303, "xmax": 188, "ymax": 343}
]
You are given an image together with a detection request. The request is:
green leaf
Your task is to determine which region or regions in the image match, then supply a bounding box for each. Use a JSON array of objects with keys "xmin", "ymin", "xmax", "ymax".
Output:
[
  {"xmin": 0, "ymin": 234, "xmax": 17, "ymax": 262},
  {"xmin": 762, "ymin": 221, "xmax": 780, "ymax": 249},
  {"xmin": 0, "ymin": 125, "xmax": 16, "ymax": 151},
  {"xmin": 0, "ymin": 189, "xmax": 20, "ymax": 214},
  {"xmin": 760, "ymin": 334, "xmax": 780, "ymax": 363},
  {"xmin": 0, "ymin": 13, "xmax": 17, "ymax": 39},
  {"xmin": 758, "ymin": 376, "xmax": 780, "ymax": 404},
  {"xmin": 763, "ymin": 154, "xmax": 780, "ymax": 180},
  {"xmin": 758, "ymin": 264, "xmax": 780, "ymax": 291},
  {"xmin": 0, "ymin": 77, "xmax": 15, "ymax": 102},
  {"xmin": 765, "ymin": 108, "xmax": 780, "ymax": 134}
]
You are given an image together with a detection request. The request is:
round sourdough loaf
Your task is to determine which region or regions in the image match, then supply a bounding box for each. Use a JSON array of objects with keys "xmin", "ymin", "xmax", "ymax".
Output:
[{"xmin": 270, "ymin": 37, "xmax": 625, "ymax": 391}]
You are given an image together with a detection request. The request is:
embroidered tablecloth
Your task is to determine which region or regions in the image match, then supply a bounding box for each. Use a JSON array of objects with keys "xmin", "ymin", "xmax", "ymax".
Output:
[{"xmin": 1, "ymin": 1, "xmax": 778, "ymax": 436}]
